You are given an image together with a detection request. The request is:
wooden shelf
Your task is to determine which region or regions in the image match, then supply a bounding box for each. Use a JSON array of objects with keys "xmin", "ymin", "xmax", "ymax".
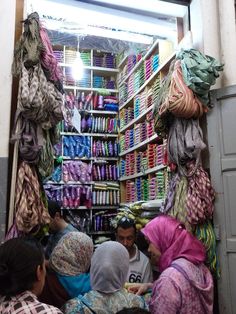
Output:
[
  {"xmin": 119, "ymin": 164, "xmax": 166, "ymax": 181},
  {"xmin": 46, "ymin": 180, "xmax": 119, "ymax": 185},
  {"xmin": 63, "ymin": 205, "xmax": 119, "ymax": 210},
  {"xmin": 64, "ymin": 86, "xmax": 119, "ymax": 93},
  {"xmin": 58, "ymin": 156, "xmax": 119, "ymax": 161},
  {"xmin": 120, "ymin": 104, "xmax": 154, "ymax": 133},
  {"xmin": 119, "ymin": 133, "xmax": 158, "ymax": 156},
  {"xmin": 118, "ymin": 55, "xmax": 128, "ymax": 68},
  {"xmin": 76, "ymin": 109, "xmax": 118, "ymax": 115},
  {"xmin": 119, "ymin": 52, "xmax": 176, "ymax": 110},
  {"xmin": 61, "ymin": 132, "xmax": 118, "ymax": 138},
  {"xmin": 90, "ymin": 110, "xmax": 118, "ymax": 115},
  {"xmin": 46, "ymin": 181, "xmax": 94, "ymax": 185},
  {"xmin": 92, "ymin": 205, "xmax": 119, "ymax": 210},
  {"xmin": 93, "ymin": 157, "xmax": 119, "ymax": 161},
  {"xmin": 60, "ymin": 63, "xmax": 119, "ymax": 73},
  {"xmin": 120, "ymin": 199, "xmax": 163, "ymax": 207}
]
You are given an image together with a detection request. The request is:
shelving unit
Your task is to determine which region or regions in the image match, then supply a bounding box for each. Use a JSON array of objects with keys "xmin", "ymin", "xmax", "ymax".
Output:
[
  {"xmin": 44, "ymin": 46, "xmax": 120, "ymax": 239},
  {"xmin": 44, "ymin": 41, "xmax": 175, "ymax": 238},
  {"xmin": 118, "ymin": 40, "xmax": 174, "ymax": 204}
]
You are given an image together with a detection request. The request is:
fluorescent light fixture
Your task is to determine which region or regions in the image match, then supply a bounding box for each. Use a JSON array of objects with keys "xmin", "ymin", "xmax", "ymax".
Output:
[
  {"xmin": 89, "ymin": 0, "xmax": 188, "ymax": 18},
  {"xmin": 26, "ymin": 0, "xmax": 177, "ymax": 40},
  {"xmin": 71, "ymin": 52, "xmax": 84, "ymax": 80}
]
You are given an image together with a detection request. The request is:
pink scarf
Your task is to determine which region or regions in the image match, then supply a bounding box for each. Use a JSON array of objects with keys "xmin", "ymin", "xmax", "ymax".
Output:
[{"xmin": 141, "ymin": 215, "xmax": 206, "ymax": 272}]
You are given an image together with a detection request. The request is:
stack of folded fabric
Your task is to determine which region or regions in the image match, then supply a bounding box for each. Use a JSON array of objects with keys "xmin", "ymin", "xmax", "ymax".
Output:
[{"xmin": 145, "ymin": 58, "xmax": 152, "ymax": 80}]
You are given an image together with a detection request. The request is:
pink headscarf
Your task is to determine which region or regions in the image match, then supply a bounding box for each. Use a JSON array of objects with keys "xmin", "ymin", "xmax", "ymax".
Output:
[{"xmin": 141, "ymin": 215, "xmax": 206, "ymax": 272}]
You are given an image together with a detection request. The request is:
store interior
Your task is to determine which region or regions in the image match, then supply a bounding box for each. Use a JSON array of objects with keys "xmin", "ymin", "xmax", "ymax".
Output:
[
  {"xmin": 9, "ymin": 0, "xmax": 188, "ymax": 245},
  {"xmin": 8, "ymin": 0, "xmax": 221, "ymax": 268}
]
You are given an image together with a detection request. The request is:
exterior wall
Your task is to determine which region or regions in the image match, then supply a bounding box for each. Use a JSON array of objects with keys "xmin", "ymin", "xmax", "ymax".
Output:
[
  {"xmin": 190, "ymin": 0, "xmax": 236, "ymax": 88},
  {"xmin": 0, "ymin": 0, "xmax": 16, "ymax": 241}
]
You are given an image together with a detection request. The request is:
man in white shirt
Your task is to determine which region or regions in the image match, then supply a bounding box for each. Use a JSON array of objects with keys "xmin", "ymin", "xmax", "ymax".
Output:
[{"xmin": 116, "ymin": 217, "xmax": 153, "ymax": 283}]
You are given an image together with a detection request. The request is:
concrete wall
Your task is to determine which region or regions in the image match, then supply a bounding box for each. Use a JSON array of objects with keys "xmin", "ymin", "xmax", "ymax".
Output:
[
  {"xmin": 190, "ymin": 0, "xmax": 236, "ymax": 88},
  {"xmin": 0, "ymin": 0, "xmax": 16, "ymax": 241}
]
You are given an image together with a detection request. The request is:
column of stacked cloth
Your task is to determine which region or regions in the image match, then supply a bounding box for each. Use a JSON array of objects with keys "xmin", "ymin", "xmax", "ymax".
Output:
[
  {"xmin": 93, "ymin": 182, "xmax": 120, "ymax": 205},
  {"xmin": 112, "ymin": 200, "xmax": 164, "ymax": 231},
  {"xmin": 119, "ymin": 53, "xmax": 159, "ymax": 106},
  {"xmin": 120, "ymin": 142, "xmax": 166, "ymax": 178},
  {"xmin": 44, "ymin": 184, "xmax": 92, "ymax": 209},
  {"xmin": 124, "ymin": 169, "xmax": 168, "ymax": 203},
  {"xmin": 93, "ymin": 52, "xmax": 116, "ymax": 68},
  {"xmin": 63, "ymin": 92, "xmax": 119, "ymax": 112}
]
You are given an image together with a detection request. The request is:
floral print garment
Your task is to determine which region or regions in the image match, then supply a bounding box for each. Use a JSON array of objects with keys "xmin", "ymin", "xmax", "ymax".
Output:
[{"xmin": 63, "ymin": 289, "xmax": 148, "ymax": 314}]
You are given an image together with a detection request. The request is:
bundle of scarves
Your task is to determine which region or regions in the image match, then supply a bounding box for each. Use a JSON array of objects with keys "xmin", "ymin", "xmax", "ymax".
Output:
[
  {"xmin": 11, "ymin": 12, "xmax": 64, "ymax": 178},
  {"xmin": 152, "ymin": 49, "xmax": 223, "ymax": 277},
  {"xmin": 153, "ymin": 48, "xmax": 223, "ymax": 138},
  {"xmin": 14, "ymin": 161, "xmax": 50, "ymax": 233}
]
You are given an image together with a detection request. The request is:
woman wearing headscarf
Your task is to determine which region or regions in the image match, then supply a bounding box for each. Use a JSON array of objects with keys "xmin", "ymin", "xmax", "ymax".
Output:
[
  {"xmin": 39, "ymin": 232, "xmax": 93, "ymax": 309},
  {"xmin": 129, "ymin": 215, "xmax": 214, "ymax": 314},
  {"xmin": 63, "ymin": 241, "xmax": 148, "ymax": 314}
]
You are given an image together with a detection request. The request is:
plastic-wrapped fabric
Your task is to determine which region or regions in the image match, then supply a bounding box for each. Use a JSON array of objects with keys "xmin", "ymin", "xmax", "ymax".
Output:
[{"xmin": 177, "ymin": 49, "xmax": 224, "ymax": 106}]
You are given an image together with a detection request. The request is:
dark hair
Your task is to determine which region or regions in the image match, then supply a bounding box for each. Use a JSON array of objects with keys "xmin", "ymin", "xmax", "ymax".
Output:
[
  {"xmin": 47, "ymin": 199, "xmax": 61, "ymax": 218},
  {"xmin": 116, "ymin": 216, "xmax": 136, "ymax": 232},
  {"xmin": 0, "ymin": 237, "xmax": 44, "ymax": 296},
  {"xmin": 116, "ymin": 308, "xmax": 150, "ymax": 314}
]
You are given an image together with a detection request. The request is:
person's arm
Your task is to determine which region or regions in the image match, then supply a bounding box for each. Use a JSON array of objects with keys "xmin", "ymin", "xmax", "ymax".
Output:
[
  {"xmin": 127, "ymin": 282, "xmax": 153, "ymax": 295},
  {"xmin": 149, "ymin": 275, "xmax": 181, "ymax": 314}
]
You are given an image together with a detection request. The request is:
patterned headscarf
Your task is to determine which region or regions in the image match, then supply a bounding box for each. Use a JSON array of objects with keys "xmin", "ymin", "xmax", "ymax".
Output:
[
  {"xmin": 90, "ymin": 241, "xmax": 129, "ymax": 293},
  {"xmin": 141, "ymin": 215, "xmax": 206, "ymax": 272},
  {"xmin": 50, "ymin": 232, "xmax": 93, "ymax": 276}
]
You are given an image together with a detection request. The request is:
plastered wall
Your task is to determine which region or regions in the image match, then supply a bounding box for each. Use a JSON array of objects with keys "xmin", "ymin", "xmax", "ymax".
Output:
[{"xmin": 0, "ymin": 0, "xmax": 16, "ymax": 241}]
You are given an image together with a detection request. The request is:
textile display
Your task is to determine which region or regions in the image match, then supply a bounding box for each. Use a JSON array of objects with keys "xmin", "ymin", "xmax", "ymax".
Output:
[
  {"xmin": 14, "ymin": 162, "xmax": 50, "ymax": 233},
  {"xmin": 177, "ymin": 49, "xmax": 224, "ymax": 106}
]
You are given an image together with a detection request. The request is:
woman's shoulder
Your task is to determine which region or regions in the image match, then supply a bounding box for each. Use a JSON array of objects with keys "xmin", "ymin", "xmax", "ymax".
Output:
[{"xmin": 39, "ymin": 302, "xmax": 63, "ymax": 313}]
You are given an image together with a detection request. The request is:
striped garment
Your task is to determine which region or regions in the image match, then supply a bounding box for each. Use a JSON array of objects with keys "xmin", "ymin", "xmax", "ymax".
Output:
[{"xmin": 0, "ymin": 291, "xmax": 62, "ymax": 314}]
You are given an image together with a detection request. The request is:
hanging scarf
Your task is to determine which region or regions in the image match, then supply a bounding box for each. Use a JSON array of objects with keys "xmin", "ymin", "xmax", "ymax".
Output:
[
  {"xmin": 160, "ymin": 173, "xmax": 180, "ymax": 213},
  {"xmin": 194, "ymin": 220, "xmax": 220, "ymax": 278},
  {"xmin": 177, "ymin": 49, "xmax": 224, "ymax": 106},
  {"xmin": 14, "ymin": 161, "xmax": 50, "ymax": 233},
  {"xmin": 169, "ymin": 176, "xmax": 192, "ymax": 232},
  {"xmin": 18, "ymin": 64, "xmax": 63, "ymax": 129},
  {"xmin": 186, "ymin": 162, "xmax": 215, "ymax": 225},
  {"xmin": 159, "ymin": 60, "xmax": 207, "ymax": 119},
  {"xmin": 167, "ymin": 117, "xmax": 206, "ymax": 177}
]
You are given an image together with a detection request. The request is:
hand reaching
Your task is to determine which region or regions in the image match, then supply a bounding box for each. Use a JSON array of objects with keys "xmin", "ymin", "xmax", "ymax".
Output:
[{"xmin": 126, "ymin": 283, "xmax": 153, "ymax": 295}]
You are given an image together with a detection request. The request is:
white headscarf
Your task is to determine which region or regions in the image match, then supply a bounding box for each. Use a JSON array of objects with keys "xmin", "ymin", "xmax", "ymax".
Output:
[{"xmin": 90, "ymin": 241, "xmax": 129, "ymax": 293}]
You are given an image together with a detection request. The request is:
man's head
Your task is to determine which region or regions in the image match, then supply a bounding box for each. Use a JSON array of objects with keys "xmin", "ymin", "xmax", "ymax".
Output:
[
  {"xmin": 116, "ymin": 217, "xmax": 136, "ymax": 255},
  {"xmin": 47, "ymin": 200, "xmax": 64, "ymax": 232}
]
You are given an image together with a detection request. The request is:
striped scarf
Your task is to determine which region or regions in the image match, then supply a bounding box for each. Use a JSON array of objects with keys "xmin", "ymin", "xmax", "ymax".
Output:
[{"xmin": 14, "ymin": 162, "xmax": 50, "ymax": 233}]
